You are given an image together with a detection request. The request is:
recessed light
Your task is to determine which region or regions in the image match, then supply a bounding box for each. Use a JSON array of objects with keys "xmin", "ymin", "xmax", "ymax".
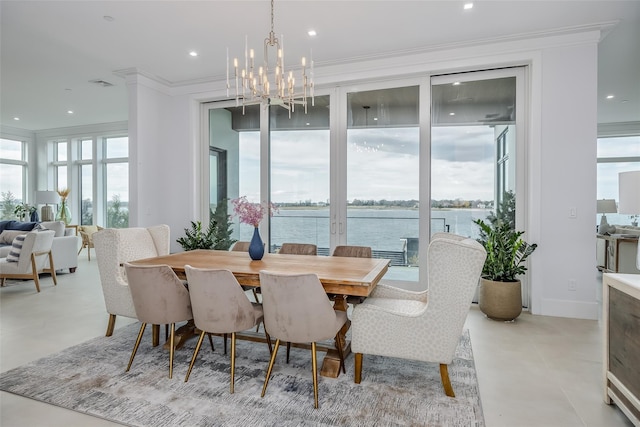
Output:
[
  {"xmin": 464, "ymin": 3, "xmax": 474, "ymax": 10},
  {"xmin": 67, "ymin": 110, "xmax": 74, "ymax": 115},
  {"xmin": 373, "ymin": 117, "xmax": 378, "ymax": 121},
  {"xmin": 449, "ymin": 112, "xmax": 456, "ymax": 116},
  {"xmin": 308, "ymin": 30, "xmax": 317, "ymax": 37},
  {"xmin": 189, "ymin": 51, "xmax": 198, "ymax": 57},
  {"xmin": 453, "ymin": 81, "xmax": 461, "ymax": 86},
  {"xmin": 606, "ymin": 95, "xmax": 614, "ymax": 99},
  {"xmin": 13, "ymin": 117, "xmax": 20, "ymax": 121},
  {"xmin": 103, "ymin": 15, "xmax": 114, "ymax": 22}
]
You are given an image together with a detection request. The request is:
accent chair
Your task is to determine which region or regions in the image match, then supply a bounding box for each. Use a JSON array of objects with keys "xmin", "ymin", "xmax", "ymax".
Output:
[
  {"xmin": 351, "ymin": 234, "xmax": 486, "ymax": 397},
  {"xmin": 93, "ymin": 224, "xmax": 170, "ymax": 337}
]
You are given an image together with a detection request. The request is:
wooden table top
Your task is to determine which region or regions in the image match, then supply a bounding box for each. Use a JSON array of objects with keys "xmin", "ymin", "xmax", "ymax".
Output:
[{"xmin": 129, "ymin": 250, "xmax": 390, "ymax": 297}]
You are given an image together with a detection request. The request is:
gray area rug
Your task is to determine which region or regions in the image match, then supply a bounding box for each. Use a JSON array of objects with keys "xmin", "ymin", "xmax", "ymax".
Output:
[{"xmin": 0, "ymin": 324, "xmax": 484, "ymax": 426}]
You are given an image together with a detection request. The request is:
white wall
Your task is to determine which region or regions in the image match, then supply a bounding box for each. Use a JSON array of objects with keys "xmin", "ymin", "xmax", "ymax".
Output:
[{"xmin": 125, "ymin": 27, "xmax": 602, "ymax": 319}]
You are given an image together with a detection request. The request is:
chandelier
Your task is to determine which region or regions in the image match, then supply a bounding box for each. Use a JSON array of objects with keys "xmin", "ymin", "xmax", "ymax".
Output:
[{"xmin": 227, "ymin": 0, "xmax": 314, "ymax": 116}]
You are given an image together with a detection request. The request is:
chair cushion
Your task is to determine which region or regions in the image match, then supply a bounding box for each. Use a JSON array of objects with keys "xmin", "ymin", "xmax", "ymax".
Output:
[
  {"xmin": 6, "ymin": 235, "xmax": 26, "ymax": 262},
  {"xmin": 0, "ymin": 230, "xmax": 26, "ymax": 245}
]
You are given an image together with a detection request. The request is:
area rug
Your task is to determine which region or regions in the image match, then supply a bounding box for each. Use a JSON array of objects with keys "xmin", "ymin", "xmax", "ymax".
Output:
[{"xmin": 0, "ymin": 324, "xmax": 484, "ymax": 426}]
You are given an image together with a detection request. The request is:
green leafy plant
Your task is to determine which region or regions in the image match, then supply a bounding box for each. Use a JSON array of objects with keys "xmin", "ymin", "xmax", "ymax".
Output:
[
  {"xmin": 177, "ymin": 219, "xmax": 216, "ymax": 251},
  {"xmin": 14, "ymin": 203, "xmax": 36, "ymax": 221},
  {"xmin": 177, "ymin": 203, "xmax": 237, "ymax": 251},
  {"xmin": 210, "ymin": 201, "xmax": 237, "ymax": 250},
  {"xmin": 474, "ymin": 219, "xmax": 537, "ymax": 282}
]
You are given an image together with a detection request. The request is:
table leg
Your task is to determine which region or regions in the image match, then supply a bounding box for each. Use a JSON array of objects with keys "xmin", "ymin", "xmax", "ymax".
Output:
[
  {"xmin": 320, "ymin": 294, "xmax": 350, "ymax": 378},
  {"xmin": 162, "ymin": 320, "xmax": 196, "ymax": 351}
]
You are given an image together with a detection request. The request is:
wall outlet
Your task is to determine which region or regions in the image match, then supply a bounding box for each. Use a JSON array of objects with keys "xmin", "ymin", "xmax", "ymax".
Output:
[{"xmin": 568, "ymin": 279, "xmax": 577, "ymax": 291}]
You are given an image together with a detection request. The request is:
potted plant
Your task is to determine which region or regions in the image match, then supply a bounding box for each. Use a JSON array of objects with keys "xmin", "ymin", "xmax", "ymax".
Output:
[
  {"xmin": 473, "ymin": 218, "xmax": 537, "ymax": 321},
  {"xmin": 177, "ymin": 202, "xmax": 237, "ymax": 251}
]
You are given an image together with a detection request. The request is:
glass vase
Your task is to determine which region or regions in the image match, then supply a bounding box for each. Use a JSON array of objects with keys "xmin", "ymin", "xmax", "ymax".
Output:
[{"xmin": 56, "ymin": 200, "xmax": 72, "ymax": 225}]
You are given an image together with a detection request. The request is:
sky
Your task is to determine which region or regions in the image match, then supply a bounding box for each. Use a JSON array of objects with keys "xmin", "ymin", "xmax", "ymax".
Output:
[{"xmin": 239, "ymin": 125, "xmax": 497, "ymax": 204}]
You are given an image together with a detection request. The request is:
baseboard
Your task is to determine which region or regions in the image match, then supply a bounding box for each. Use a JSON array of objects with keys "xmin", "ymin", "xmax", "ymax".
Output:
[{"xmin": 538, "ymin": 298, "xmax": 600, "ymax": 320}]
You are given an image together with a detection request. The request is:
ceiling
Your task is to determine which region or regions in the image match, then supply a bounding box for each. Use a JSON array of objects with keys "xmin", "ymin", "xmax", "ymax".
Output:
[{"xmin": 1, "ymin": 1, "xmax": 639, "ymax": 132}]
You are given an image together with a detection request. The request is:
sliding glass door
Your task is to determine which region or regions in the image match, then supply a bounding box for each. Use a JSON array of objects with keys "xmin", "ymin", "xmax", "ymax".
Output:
[{"xmin": 204, "ymin": 68, "xmax": 526, "ymax": 290}]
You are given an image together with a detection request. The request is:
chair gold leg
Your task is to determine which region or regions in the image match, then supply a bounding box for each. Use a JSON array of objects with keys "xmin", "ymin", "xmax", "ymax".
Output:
[
  {"xmin": 127, "ymin": 323, "xmax": 147, "ymax": 372},
  {"xmin": 106, "ymin": 314, "xmax": 116, "ymax": 336},
  {"xmin": 261, "ymin": 339, "xmax": 280, "ymax": 398},
  {"xmin": 286, "ymin": 341, "xmax": 291, "ymax": 363},
  {"xmin": 169, "ymin": 323, "xmax": 175, "ymax": 379},
  {"xmin": 439, "ymin": 364, "xmax": 455, "ymax": 397},
  {"xmin": 230, "ymin": 332, "xmax": 236, "ymax": 393},
  {"xmin": 311, "ymin": 342, "xmax": 319, "ymax": 409},
  {"xmin": 354, "ymin": 353, "xmax": 363, "ymax": 384},
  {"xmin": 184, "ymin": 330, "xmax": 206, "ymax": 382}
]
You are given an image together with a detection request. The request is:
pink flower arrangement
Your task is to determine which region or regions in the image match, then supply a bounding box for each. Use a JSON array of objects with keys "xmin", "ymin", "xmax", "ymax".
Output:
[{"xmin": 231, "ymin": 196, "xmax": 278, "ymax": 228}]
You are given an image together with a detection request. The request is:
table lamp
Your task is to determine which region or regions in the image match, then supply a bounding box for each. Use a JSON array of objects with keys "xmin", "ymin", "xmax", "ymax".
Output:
[
  {"xmin": 618, "ymin": 170, "xmax": 640, "ymax": 268},
  {"xmin": 597, "ymin": 199, "xmax": 617, "ymax": 234},
  {"xmin": 36, "ymin": 191, "xmax": 59, "ymax": 221}
]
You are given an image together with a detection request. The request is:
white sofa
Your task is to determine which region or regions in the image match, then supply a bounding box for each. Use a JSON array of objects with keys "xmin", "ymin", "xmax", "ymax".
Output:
[{"xmin": 0, "ymin": 221, "xmax": 80, "ymax": 273}]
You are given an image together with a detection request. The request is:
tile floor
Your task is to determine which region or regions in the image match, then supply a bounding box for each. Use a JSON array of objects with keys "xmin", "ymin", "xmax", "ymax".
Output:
[{"xmin": 0, "ymin": 256, "xmax": 634, "ymax": 427}]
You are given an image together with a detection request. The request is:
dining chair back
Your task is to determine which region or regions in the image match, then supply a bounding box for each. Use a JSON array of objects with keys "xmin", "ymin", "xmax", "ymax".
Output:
[
  {"xmin": 230, "ymin": 241, "xmax": 250, "ymax": 252},
  {"xmin": 332, "ymin": 245, "xmax": 372, "ymax": 258},
  {"xmin": 278, "ymin": 243, "xmax": 317, "ymax": 255},
  {"xmin": 183, "ymin": 266, "xmax": 271, "ymax": 392},
  {"xmin": 259, "ymin": 270, "xmax": 347, "ymax": 408},
  {"xmin": 124, "ymin": 263, "xmax": 193, "ymax": 379}
]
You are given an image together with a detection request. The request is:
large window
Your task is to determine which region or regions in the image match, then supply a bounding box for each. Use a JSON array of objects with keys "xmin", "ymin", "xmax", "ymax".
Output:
[
  {"xmin": 46, "ymin": 133, "xmax": 128, "ymax": 228},
  {"xmin": 0, "ymin": 138, "xmax": 27, "ymax": 220},
  {"xmin": 597, "ymin": 135, "xmax": 640, "ymax": 226}
]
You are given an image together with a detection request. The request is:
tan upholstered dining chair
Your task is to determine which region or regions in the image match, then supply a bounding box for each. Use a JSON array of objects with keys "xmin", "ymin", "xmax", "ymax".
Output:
[
  {"xmin": 124, "ymin": 263, "xmax": 193, "ymax": 379},
  {"xmin": 0, "ymin": 230, "xmax": 57, "ymax": 292},
  {"xmin": 278, "ymin": 243, "xmax": 317, "ymax": 255},
  {"xmin": 350, "ymin": 234, "xmax": 486, "ymax": 397},
  {"xmin": 184, "ymin": 266, "xmax": 271, "ymax": 393},
  {"xmin": 259, "ymin": 270, "xmax": 346, "ymax": 409},
  {"xmin": 332, "ymin": 245, "xmax": 372, "ymax": 258}
]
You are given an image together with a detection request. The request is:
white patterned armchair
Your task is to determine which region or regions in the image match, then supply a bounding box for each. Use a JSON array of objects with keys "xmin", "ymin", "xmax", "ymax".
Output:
[
  {"xmin": 351, "ymin": 234, "xmax": 486, "ymax": 397},
  {"xmin": 93, "ymin": 225, "xmax": 170, "ymax": 336}
]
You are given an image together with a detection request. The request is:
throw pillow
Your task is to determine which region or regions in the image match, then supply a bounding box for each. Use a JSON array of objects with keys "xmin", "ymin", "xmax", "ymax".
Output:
[
  {"xmin": 33, "ymin": 223, "xmax": 49, "ymax": 232},
  {"xmin": 6, "ymin": 234, "xmax": 26, "ymax": 262},
  {"xmin": 0, "ymin": 230, "xmax": 27, "ymax": 245}
]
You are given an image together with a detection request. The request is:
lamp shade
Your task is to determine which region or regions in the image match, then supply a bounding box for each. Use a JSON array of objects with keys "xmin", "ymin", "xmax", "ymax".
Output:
[
  {"xmin": 597, "ymin": 199, "xmax": 617, "ymax": 214},
  {"xmin": 618, "ymin": 171, "xmax": 640, "ymax": 214},
  {"xmin": 36, "ymin": 191, "xmax": 59, "ymax": 205}
]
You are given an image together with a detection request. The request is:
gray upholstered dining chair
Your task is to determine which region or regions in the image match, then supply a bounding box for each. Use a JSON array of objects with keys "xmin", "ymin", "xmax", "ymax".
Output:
[
  {"xmin": 350, "ymin": 235, "xmax": 486, "ymax": 397},
  {"xmin": 278, "ymin": 243, "xmax": 317, "ymax": 255},
  {"xmin": 123, "ymin": 263, "xmax": 193, "ymax": 379},
  {"xmin": 259, "ymin": 270, "xmax": 347, "ymax": 409},
  {"xmin": 183, "ymin": 265, "xmax": 271, "ymax": 393}
]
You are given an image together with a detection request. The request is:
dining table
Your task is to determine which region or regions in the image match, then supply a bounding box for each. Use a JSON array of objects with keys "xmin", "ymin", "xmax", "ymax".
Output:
[{"xmin": 129, "ymin": 249, "xmax": 390, "ymax": 378}]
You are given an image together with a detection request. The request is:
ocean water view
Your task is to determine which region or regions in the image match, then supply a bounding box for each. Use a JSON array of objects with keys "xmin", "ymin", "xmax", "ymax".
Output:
[{"xmin": 236, "ymin": 208, "xmax": 493, "ymax": 255}]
